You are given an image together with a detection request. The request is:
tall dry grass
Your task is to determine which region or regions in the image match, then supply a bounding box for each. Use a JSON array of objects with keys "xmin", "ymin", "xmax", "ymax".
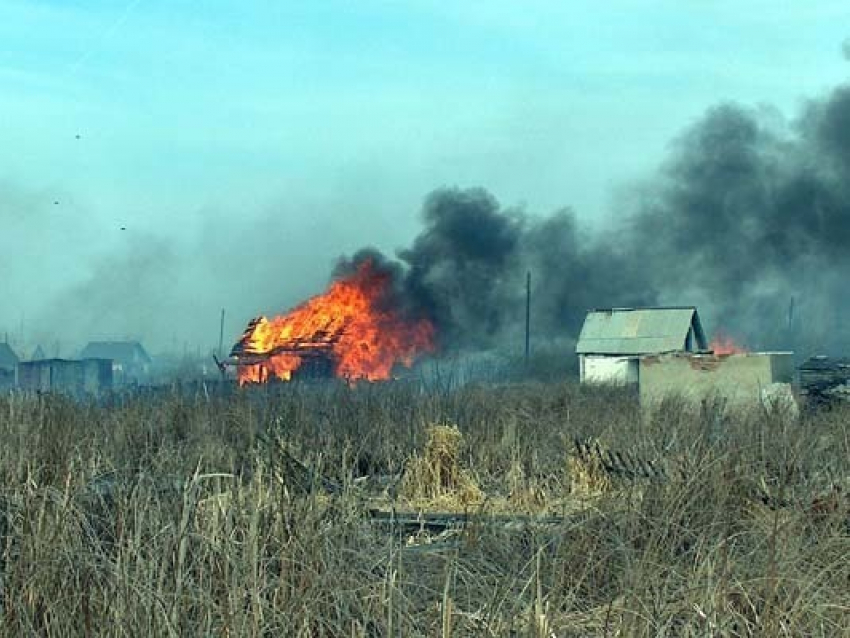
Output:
[{"xmin": 0, "ymin": 381, "xmax": 847, "ymax": 636}]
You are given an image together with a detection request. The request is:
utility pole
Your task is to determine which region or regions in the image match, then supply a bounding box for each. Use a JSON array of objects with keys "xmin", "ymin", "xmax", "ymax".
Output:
[{"xmin": 787, "ymin": 296, "xmax": 795, "ymax": 332}]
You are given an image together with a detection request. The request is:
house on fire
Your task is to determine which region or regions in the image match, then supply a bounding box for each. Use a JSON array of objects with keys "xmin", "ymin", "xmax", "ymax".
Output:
[
  {"xmin": 79, "ymin": 341, "xmax": 152, "ymax": 385},
  {"xmin": 576, "ymin": 307, "xmax": 707, "ymax": 384}
]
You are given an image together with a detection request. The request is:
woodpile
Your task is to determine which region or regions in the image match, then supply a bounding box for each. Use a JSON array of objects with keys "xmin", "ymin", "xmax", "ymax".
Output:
[
  {"xmin": 571, "ymin": 437, "xmax": 669, "ymax": 482},
  {"xmin": 798, "ymin": 356, "xmax": 850, "ymax": 407}
]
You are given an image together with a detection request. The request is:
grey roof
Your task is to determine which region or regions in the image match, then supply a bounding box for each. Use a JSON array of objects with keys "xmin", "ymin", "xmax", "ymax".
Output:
[
  {"xmin": 0, "ymin": 343, "xmax": 19, "ymax": 369},
  {"xmin": 80, "ymin": 341, "xmax": 151, "ymax": 364},
  {"xmin": 576, "ymin": 307, "xmax": 707, "ymax": 355}
]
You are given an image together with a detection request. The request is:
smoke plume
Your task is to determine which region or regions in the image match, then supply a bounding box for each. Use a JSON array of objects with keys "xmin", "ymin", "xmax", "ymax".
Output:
[
  {"xmin": 337, "ymin": 81, "xmax": 850, "ymax": 355},
  {"xmin": 6, "ymin": 72, "xmax": 850, "ymax": 361},
  {"xmin": 627, "ymin": 85, "xmax": 850, "ymax": 351},
  {"xmin": 337, "ymin": 188, "xmax": 656, "ymax": 353}
]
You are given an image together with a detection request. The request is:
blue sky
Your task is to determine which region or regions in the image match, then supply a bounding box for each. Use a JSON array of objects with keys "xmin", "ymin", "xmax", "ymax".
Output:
[{"xmin": 1, "ymin": 1, "xmax": 848, "ymax": 350}]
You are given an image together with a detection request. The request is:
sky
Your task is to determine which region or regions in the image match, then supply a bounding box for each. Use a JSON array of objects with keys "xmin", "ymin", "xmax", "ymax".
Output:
[{"xmin": 1, "ymin": 0, "xmax": 848, "ymax": 354}]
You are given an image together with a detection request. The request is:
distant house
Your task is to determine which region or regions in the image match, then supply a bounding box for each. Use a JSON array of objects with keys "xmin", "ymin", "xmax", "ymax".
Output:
[
  {"xmin": 576, "ymin": 307, "xmax": 707, "ymax": 384},
  {"xmin": 16, "ymin": 358, "xmax": 113, "ymax": 396},
  {"xmin": 0, "ymin": 343, "xmax": 19, "ymax": 372},
  {"xmin": 31, "ymin": 345, "xmax": 47, "ymax": 361},
  {"xmin": 79, "ymin": 341, "xmax": 152, "ymax": 384},
  {"xmin": 0, "ymin": 343, "xmax": 19, "ymax": 390}
]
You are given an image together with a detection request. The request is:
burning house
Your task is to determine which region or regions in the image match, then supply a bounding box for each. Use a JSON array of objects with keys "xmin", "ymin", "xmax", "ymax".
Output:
[
  {"xmin": 230, "ymin": 317, "xmax": 337, "ymax": 382},
  {"xmin": 229, "ymin": 259, "xmax": 435, "ymax": 385},
  {"xmin": 576, "ymin": 307, "xmax": 707, "ymax": 384}
]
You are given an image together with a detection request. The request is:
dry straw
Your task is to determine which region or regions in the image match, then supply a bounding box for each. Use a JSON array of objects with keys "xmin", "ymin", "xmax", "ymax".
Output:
[
  {"xmin": 399, "ymin": 424, "xmax": 483, "ymax": 509},
  {"xmin": 567, "ymin": 438, "xmax": 613, "ymax": 497}
]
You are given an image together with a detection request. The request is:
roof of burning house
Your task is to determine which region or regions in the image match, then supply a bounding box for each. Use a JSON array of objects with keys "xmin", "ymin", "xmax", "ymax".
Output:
[
  {"xmin": 576, "ymin": 307, "xmax": 707, "ymax": 355},
  {"xmin": 79, "ymin": 341, "xmax": 152, "ymax": 365},
  {"xmin": 0, "ymin": 343, "xmax": 20, "ymax": 369}
]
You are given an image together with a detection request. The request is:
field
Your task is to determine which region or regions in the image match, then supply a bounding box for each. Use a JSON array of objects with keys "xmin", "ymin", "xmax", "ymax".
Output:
[{"xmin": 0, "ymin": 380, "xmax": 848, "ymax": 636}]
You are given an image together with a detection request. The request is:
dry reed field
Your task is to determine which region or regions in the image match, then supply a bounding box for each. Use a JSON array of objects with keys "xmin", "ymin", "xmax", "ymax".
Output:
[{"xmin": 0, "ymin": 380, "xmax": 848, "ymax": 637}]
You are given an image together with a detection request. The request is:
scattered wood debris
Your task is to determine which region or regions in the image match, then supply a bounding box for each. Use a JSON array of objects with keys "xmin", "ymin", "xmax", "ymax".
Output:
[
  {"xmin": 798, "ymin": 356, "xmax": 850, "ymax": 407},
  {"xmin": 569, "ymin": 437, "xmax": 669, "ymax": 496}
]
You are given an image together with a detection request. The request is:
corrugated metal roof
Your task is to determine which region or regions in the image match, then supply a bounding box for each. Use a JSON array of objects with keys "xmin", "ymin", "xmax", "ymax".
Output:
[{"xmin": 576, "ymin": 307, "xmax": 706, "ymax": 355}]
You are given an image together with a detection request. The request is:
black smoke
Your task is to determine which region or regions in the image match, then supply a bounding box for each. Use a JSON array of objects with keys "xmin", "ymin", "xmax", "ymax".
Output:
[
  {"xmin": 9, "ymin": 69, "xmax": 850, "ymax": 360},
  {"xmin": 629, "ymin": 85, "xmax": 850, "ymax": 352},
  {"xmin": 340, "ymin": 187, "xmax": 657, "ymax": 352},
  {"xmin": 397, "ymin": 188, "xmax": 524, "ymax": 348},
  {"xmin": 339, "ymin": 80, "xmax": 850, "ymax": 355}
]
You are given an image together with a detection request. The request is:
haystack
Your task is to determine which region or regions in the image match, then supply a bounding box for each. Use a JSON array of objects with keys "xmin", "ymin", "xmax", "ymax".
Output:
[{"xmin": 400, "ymin": 425, "xmax": 483, "ymax": 508}]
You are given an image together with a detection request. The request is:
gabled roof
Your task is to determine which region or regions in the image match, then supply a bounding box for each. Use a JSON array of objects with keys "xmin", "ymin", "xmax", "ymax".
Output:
[
  {"xmin": 31, "ymin": 345, "xmax": 46, "ymax": 360},
  {"xmin": 0, "ymin": 343, "xmax": 19, "ymax": 368},
  {"xmin": 576, "ymin": 307, "xmax": 707, "ymax": 355},
  {"xmin": 80, "ymin": 341, "xmax": 152, "ymax": 364}
]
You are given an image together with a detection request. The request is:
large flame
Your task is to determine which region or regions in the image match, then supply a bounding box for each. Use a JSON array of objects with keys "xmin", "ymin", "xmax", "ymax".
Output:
[
  {"xmin": 709, "ymin": 332, "xmax": 748, "ymax": 355},
  {"xmin": 233, "ymin": 260, "xmax": 435, "ymax": 384}
]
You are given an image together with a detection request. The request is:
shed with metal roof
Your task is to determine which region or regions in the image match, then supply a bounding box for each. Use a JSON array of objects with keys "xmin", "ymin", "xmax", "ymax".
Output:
[{"xmin": 576, "ymin": 307, "xmax": 707, "ymax": 384}]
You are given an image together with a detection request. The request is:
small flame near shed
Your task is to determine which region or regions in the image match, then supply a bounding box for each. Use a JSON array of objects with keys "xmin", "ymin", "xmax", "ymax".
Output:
[{"xmin": 709, "ymin": 332, "xmax": 749, "ymax": 355}]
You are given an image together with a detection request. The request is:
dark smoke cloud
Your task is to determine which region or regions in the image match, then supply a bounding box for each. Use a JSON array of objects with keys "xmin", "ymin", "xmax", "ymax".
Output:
[
  {"xmin": 397, "ymin": 188, "xmax": 524, "ymax": 347},
  {"xmin": 335, "ymin": 80, "xmax": 850, "ymax": 356},
  {"xmin": 335, "ymin": 188, "xmax": 656, "ymax": 352},
  {"xmin": 628, "ymin": 84, "xmax": 850, "ymax": 351},
  {"xmin": 8, "ymin": 73, "xmax": 850, "ymax": 361},
  {"xmin": 522, "ymin": 210, "xmax": 656, "ymax": 337}
]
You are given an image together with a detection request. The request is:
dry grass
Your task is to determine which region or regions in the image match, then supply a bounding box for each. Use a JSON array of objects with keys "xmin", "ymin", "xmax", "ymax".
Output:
[
  {"xmin": 399, "ymin": 424, "xmax": 484, "ymax": 509},
  {"xmin": 567, "ymin": 439, "xmax": 613, "ymax": 498},
  {"xmin": 0, "ymin": 381, "xmax": 847, "ymax": 636}
]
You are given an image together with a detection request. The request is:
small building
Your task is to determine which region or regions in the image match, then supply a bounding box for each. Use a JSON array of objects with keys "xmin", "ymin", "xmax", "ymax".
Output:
[
  {"xmin": 16, "ymin": 358, "xmax": 113, "ymax": 396},
  {"xmin": 639, "ymin": 352, "xmax": 795, "ymax": 411},
  {"xmin": 576, "ymin": 307, "xmax": 707, "ymax": 384},
  {"xmin": 0, "ymin": 343, "xmax": 20, "ymax": 390},
  {"xmin": 0, "ymin": 342, "xmax": 19, "ymax": 372},
  {"xmin": 79, "ymin": 341, "xmax": 152, "ymax": 384}
]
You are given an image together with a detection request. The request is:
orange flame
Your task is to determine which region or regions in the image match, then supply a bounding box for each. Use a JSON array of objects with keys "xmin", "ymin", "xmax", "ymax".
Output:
[
  {"xmin": 233, "ymin": 260, "xmax": 435, "ymax": 384},
  {"xmin": 709, "ymin": 332, "xmax": 748, "ymax": 355}
]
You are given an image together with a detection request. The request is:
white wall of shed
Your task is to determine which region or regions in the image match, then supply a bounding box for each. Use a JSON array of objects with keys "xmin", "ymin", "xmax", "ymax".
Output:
[{"xmin": 580, "ymin": 355, "xmax": 638, "ymax": 385}]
